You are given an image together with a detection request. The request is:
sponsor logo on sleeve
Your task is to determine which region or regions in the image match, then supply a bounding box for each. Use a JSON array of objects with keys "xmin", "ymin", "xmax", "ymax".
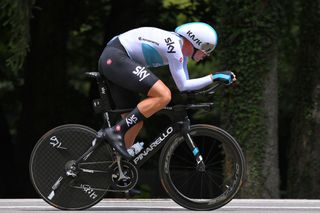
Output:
[{"xmin": 138, "ymin": 37, "xmax": 160, "ymax": 46}]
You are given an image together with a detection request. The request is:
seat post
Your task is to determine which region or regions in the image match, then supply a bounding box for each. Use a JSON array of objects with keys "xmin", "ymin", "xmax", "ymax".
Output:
[{"xmin": 85, "ymin": 72, "xmax": 117, "ymax": 127}]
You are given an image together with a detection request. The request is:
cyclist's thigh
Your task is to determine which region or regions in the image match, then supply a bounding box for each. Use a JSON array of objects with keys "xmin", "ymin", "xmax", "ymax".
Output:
[
  {"xmin": 99, "ymin": 46, "xmax": 159, "ymax": 95},
  {"xmin": 108, "ymin": 80, "xmax": 140, "ymax": 109}
]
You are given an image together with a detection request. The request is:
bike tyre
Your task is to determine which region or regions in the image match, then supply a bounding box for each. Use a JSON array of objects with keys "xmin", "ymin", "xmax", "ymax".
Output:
[{"xmin": 159, "ymin": 124, "xmax": 246, "ymax": 211}]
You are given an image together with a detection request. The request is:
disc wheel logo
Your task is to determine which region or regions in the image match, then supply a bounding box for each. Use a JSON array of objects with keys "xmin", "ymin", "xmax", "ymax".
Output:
[{"xmin": 81, "ymin": 184, "xmax": 98, "ymax": 200}]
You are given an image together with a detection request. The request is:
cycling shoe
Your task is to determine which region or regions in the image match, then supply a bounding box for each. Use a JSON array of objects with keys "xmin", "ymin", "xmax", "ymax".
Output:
[{"xmin": 103, "ymin": 128, "xmax": 132, "ymax": 160}]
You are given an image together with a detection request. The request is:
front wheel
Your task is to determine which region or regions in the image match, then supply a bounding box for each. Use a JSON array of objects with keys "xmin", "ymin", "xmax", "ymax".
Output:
[{"xmin": 159, "ymin": 124, "xmax": 246, "ymax": 211}]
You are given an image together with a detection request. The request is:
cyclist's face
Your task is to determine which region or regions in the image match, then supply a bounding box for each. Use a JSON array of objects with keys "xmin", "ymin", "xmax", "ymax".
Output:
[
  {"xmin": 193, "ymin": 49, "xmax": 208, "ymax": 62},
  {"xmin": 182, "ymin": 39, "xmax": 194, "ymax": 57},
  {"xmin": 182, "ymin": 38, "xmax": 210, "ymax": 61}
]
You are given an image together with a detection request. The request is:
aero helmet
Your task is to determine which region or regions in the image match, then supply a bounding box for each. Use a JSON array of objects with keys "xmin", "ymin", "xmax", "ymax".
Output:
[{"xmin": 175, "ymin": 22, "xmax": 218, "ymax": 54}]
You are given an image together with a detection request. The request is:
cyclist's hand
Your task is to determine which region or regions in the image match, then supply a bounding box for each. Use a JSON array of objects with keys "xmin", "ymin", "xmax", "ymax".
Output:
[{"xmin": 212, "ymin": 71, "xmax": 236, "ymax": 85}]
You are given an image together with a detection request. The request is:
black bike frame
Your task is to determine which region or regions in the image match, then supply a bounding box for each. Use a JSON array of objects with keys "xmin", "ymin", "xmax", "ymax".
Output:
[
  {"xmin": 84, "ymin": 72, "xmax": 215, "ymax": 170},
  {"xmin": 131, "ymin": 117, "xmax": 186, "ymax": 168},
  {"xmin": 131, "ymin": 123, "xmax": 177, "ymax": 167},
  {"xmin": 129, "ymin": 106, "xmax": 208, "ymax": 168},
  {"xmin": 108, "ymin": 106, "xmax": 207, "ymax": 169}
]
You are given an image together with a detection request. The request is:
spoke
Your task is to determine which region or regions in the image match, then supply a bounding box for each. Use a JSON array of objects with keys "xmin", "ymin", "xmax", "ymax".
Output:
[
  {"xmin": 173, "ymin": 153, "xmax": 195, "ymax": 167},
  {"xmin": 175, "ymin": 171, "xmax": 198, "ymax": 190},
  {"xmin": 206, "ymin": 170, "xmax": 236, "ymax": 188},
  {"xmin": 205, "ymin": 159, "xmax": 226, "ymax": 168},
  {"xmin": 207, "ymin": 161, "xmax": 238, "ymax": 179},
  {"xmin": 207, "ymin": 176, "xmax": 215, "ymax": 197},
  {"xmin": 186, "ymin": 173, "xmax": 199, "ymax": 197},
  {"xmin": 170, "ymin": 170, "xmax": 194, "ymax": 181},
  {"xmin": 209, "ymin": 170, "xmax": 235, "ymax": 183},
  {"xmin": 200, "ymin": 173, "xmax": 204, "ymax": 199},
  {"xmin": 205, "ymin": 172, "xmax": 222, "ymax": 190},
  {"xmin": 181, "ymin": 142, "xmax": 195, "ymax": 159},
  {"xmin": 206, "ymin": 170, "xmax": 225, "ymax": 180},
  {"xmin": 205, "ymin": 145, "xmax": 223, "ymax": 166},
  {"xmin": 170, "ymin": 165, "xmax": 195, "ymax": 170},
  {"xmin": 201, "ymin": 137, "xmax": 206, "ymax": 157},
  {"xmin": 204, "ymin": 140, "xmax": 217, "ymax": 163},
  {"xmin": 206, "ymin": 168, "xmax": 224, "ymax": 177},
  {"xmin": 205, "ymin": 149, "xmax": 222, "ymax": 163}
]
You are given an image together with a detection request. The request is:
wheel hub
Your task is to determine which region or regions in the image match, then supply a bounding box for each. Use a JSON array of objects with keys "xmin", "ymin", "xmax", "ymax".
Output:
[
  {"xmin": 196, "ymin": 161, "xmax": 206, "ymax": 172},
  {"xmin": 65, "ymin": 160, "xmax": 78, "ymax": 177}
]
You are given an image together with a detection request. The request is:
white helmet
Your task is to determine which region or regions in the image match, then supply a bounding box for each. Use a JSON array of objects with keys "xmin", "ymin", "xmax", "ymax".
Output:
[{"xmin": 175, "ymin": 22, "xmax": 218, "ymax": 54}]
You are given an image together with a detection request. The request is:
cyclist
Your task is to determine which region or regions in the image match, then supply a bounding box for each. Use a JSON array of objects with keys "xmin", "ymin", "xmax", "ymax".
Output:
[{"xmin": 98, "ymin": 22, "xmax": 236, "ymax": 159}]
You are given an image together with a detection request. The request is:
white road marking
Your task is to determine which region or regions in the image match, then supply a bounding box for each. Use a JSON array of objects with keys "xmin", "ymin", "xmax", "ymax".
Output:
[{"xmin": 0, "ymin": 199, "xmax": 320, "ymax": 211}]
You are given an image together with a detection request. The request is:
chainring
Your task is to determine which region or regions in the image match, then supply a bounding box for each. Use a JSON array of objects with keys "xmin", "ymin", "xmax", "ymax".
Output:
[{"xmin": 110, "ymin": 161, "xmax": 138, "ymax": 191}]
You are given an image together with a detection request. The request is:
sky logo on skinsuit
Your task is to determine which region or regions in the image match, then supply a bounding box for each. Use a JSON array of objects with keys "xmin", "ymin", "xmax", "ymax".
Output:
[
  {"xmin": 164, "ymin": 37, "xmax": 176, "ymax": 53},
  {"xmin": 133, "ymin": 66, "xmax": 150, "ymax": 82}
]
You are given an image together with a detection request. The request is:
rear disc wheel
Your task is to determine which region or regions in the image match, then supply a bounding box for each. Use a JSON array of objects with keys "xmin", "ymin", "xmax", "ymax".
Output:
[{"xmin": 29, "ymin": 124, "xmax": 113, "ymax": 210}]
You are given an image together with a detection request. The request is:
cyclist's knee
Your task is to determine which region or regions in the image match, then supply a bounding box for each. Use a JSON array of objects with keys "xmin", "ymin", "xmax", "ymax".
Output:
[
  {"xmin": 161, "ymin": 88, "xmax": 171, "ymax": 106},
  {"xmin": 149, "ymin": 80, "xmax": 170, "ymax": 94},
  {"xmin": 148, "ymin": 80, "xmax": 171, "ymax": 106}
]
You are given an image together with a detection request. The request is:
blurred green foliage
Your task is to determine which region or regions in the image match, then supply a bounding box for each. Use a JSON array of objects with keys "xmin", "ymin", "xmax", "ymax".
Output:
[{"xmin": 0, "ymin": 0, "xmax": 319, "ymax": 199}]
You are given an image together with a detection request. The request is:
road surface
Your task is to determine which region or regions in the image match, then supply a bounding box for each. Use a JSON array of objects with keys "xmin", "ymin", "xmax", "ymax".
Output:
[{"xmin": 0, "ymin": 199, "xmax": 319, "ymax": 212}]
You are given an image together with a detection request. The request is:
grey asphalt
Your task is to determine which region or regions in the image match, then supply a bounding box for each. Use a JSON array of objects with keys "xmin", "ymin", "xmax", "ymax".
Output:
[{"xmin": 0, "ymin": 199, "xmax": 320, "ymax": 213}]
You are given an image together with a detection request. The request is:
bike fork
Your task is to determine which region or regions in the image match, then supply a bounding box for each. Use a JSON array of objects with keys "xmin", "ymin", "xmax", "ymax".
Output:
[{"xmin": 181, "ymin": 117, "xmax": 206, "ymax": 172}]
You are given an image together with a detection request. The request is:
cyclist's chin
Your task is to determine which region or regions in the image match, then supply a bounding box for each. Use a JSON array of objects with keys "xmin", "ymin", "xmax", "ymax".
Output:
[
  {"xmin": 193, "ymin": 57, "xmax": 203, "ymax": 62},
  {"xmin": 191, "ymin": 56, "xmax": 199, "ymax": 62}
]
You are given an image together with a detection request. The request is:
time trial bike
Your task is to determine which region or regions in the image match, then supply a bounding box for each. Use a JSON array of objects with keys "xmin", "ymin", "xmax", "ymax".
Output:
[{"xmin": 29, "ymin": 72, "xmax": 246, "ymax": 211}]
